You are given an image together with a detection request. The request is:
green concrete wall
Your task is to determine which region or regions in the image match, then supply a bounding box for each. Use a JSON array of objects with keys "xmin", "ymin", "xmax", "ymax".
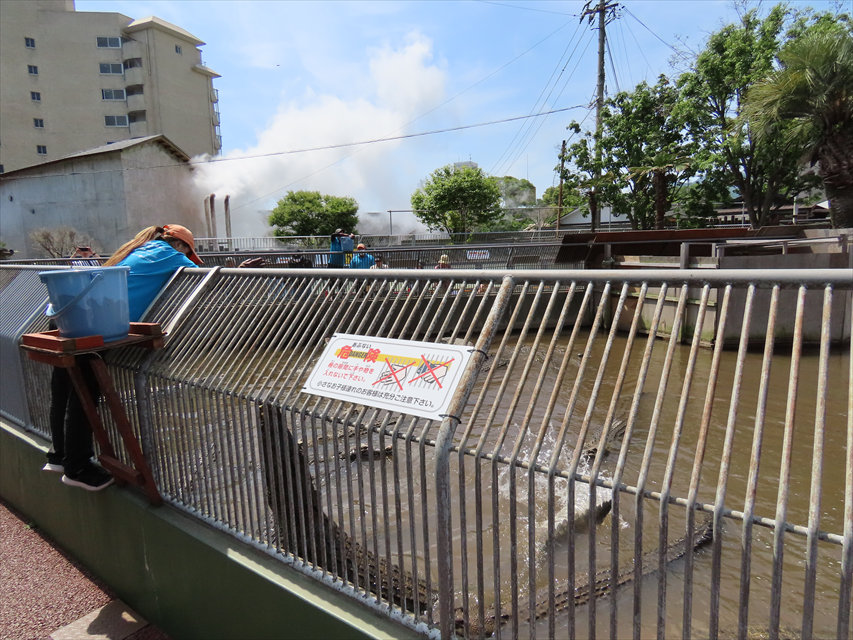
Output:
[{"xmin": 0, "ymin": 422, "xmax": 424, "ymax": 640}]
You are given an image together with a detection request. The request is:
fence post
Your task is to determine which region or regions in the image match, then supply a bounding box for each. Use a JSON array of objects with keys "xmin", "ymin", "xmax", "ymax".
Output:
[{"xmin": 435, "ymin": 275, "xmax": 514, "ymax": 638}]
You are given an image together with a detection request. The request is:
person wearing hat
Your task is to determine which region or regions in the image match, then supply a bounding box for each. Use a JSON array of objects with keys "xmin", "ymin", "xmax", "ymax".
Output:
[
  {"xmin": 349, "ymin": 243, "xmax": 376, "ymax": 269},
  {"xmin": 45, "ymin": 224, "xmax": 263, "ymax": 491},
  {"xmin": 435, "ymin": 254, "xmax": 451, "ymax": 269},
  {"xmin": 370, "ymin": 255, "xmax": 389, "ymax": 269},
  {"xmin": 103, "ymin": 224, "xmax": 205, "ymax": 322}
]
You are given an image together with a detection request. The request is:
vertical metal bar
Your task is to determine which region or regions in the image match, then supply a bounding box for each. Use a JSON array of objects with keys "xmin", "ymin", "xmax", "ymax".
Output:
[
  {"xmin": 802, "ymin": 285, "xmax": 832, "ymax": 639},
  {"xmin": 683, "ymin": 284, "xmax": 732, "ymax": 639},
  {"xmin": 634, "ymin": 284, "xmax": 688, "ymax": 640},
  {"xmin": 738, "ymin": 285, "xmax": 780, "ymax": 637},
  {"xmin": 838, "ymin": 290, "xmax": 853, "ymax": 640},
  {"xmin": 581, "ymin": 283, "xmax": 628, "ymax": 640},
  {"xmin": 437, "ymin": 275, "xmax": 514, "ymax": 640},
  {"xmin": 710, "ymin": 284, "xmax": 756, "ymax": 639},
  {"xmin": 658, "ymin": 284, "xmax": 711, "ymax": 637},
  {"xmin": 610, "ymin": 282, "xmax": 669, "ymax": 640},
  {"xmin": 520, "ymin": 282, "xmax": 574, "ymax": 639},
  {"xmin": 592, "ymin": 281, "xmax": 648, "ymax": 640},
  {"xmin": 543, "ymin": 279, "xmax": 600, "ymax": 640}
]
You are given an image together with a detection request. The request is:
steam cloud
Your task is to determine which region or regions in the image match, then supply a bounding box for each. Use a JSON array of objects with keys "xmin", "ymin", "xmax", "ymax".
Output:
[{"xmin": 192, "ymin": 33, "xmax": 445, "ymax": 238}]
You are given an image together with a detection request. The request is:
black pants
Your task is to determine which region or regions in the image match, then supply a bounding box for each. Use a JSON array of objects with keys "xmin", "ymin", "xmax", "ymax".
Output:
[{"xmin": 47, "ymin": 357, "xmax": 98, "ymax": 475}]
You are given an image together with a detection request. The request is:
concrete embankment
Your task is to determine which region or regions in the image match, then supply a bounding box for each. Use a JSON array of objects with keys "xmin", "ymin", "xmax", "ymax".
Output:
[{"xmin": 0, "ymin": 419, "xmax": 421, "ymax": 640}]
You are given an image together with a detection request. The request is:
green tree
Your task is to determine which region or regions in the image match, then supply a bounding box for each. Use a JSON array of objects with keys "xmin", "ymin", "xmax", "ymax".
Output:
[
  {"xmin": 497, "ymin": 176, "xmax": 536, "ymax": 208},
  {"xmin": 539, "ymin": 185, "xmax": 585, "ymax": 225},
  {"xmin": 678, "ymin": 5, "xmax": 819, "ymax": 228},
  {"xmin": 410, "ymin": 164, "xmax": 502, "ymax": 235},
  {"xmin": 560, "ymin": 76, "xmax": 694, "ymax": 230},
  {"xmin": 268, "ymin": 191, "xmax": 359, "ymax": 237},
  {"xmin": 744, "ymin": 20, "xmax": 853, "ymax": 228}
]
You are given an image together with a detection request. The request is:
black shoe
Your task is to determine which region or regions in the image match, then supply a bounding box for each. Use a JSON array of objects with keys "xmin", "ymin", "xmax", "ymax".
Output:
[{"xmin": 61, "ymin": 465, "xmax": 114, "ymax": 492}]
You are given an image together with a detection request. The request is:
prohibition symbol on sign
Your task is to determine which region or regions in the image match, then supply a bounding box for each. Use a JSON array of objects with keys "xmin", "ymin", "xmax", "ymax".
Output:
[
  {"xmin": 411, "ymin": 355, "xmax": 454, "ymax": 388},
  {"xmin": 374, "ymin": 360, "xmax": 414, "ymax": 390},
  {"xmin": 303, "ymin": 333, "xmax": 473, "ymax": 420}
]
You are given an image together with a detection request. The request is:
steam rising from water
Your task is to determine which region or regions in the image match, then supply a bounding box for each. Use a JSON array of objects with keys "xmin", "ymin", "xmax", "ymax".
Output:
[{"xmin": 191, "ymin": 33, "xmax": 443, "ymax": 238}]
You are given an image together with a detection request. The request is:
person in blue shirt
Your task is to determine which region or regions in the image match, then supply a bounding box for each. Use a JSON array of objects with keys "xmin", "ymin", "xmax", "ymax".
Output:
[
  {"xmin": 104, "ymin": 224, "xmax": 203, "ymax": 321},
  {"xmin": 349, "ymin": 243, "xmax": 375, "ymax": 269},
  {"xmin": 329, "ymin": 229, "xmax": 346, "ymax": 268},
  {"xmin": 45, "ymin": 224, "xmax": 203, "ymax": 491},
  {"xmin": 46, "ymin": 224, "xmax": 263, "ymax": 492}
]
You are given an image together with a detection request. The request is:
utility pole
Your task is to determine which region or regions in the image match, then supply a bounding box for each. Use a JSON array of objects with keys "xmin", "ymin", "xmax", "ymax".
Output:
[
  {"xmin": 581, "ymin": 0, "xmax": 619, "ymax": 232},
  {"xmin": 557, "ymin": 139, "xmax": 566, "ymax": 235}
]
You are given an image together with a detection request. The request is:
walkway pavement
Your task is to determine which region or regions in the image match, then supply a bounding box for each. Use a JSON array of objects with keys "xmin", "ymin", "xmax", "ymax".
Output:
[{"xmin": 0, "ymin": 499, "xmax": 170, "ymax": 640}]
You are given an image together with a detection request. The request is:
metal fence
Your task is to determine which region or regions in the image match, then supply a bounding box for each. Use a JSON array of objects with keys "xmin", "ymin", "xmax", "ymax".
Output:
[{"xmin": 2, "ymin": 264, "xmax": 851, "ymax": 639}]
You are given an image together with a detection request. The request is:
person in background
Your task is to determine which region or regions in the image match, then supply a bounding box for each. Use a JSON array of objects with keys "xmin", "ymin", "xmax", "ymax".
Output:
[
  {"xmin": 340, "ymin": 232, "xmax": 355, "ymax": 255},
  {"xmin": 329, "ymin": 229, "xmax": 346, "ymax": 268},
  {"xmin": 435, "ymin": 254, "xmax": 451, "ymax": 269},
  {"xmin": 46, "ymin": 224, "xmax": 261, "ymax": 491},
  {"xmin": 370, "ymin": 256, "xmax": 389, "ymax": 269},
  {"xmin": 434, "ymin": 253, "xmax": 452, "ymax": 294},
  {"xmin": 70, "ymin": 246, "xmax": 100, "ymax": 267},
  {"xmin": 349, "ymin": 243, "xmax": 375, "ymax": 269}
]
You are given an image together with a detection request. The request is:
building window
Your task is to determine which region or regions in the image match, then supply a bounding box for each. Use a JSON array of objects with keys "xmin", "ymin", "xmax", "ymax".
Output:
[
  {"xmin": 0, "ymin": 165, "xmax": 4, "ymax": 174},
  {"xmin": 96, "ymin": 36, "xmax": 121, "ymax": 48},
  {"xmin": 25, "ymin": 37, "xmax": 36, "ymax": 48},
  {"xmin": 99, "ymin": 63, "xmax": 123, "ymax": 75},
  {"xmin": 27, "ymin": 65, "xmax": 38, "ymax": 75},
  {"xmin": 36, "ymin": 145, "xmax": 47, "ymax": 155},
  {"xmin": 31, "ymin": 91, "xmax": 41, "ymax": 101},
  {"xmin": 123, "ymin": 58, "xmax": 143, "ymax": 70},
  {"xmin": 125, "ymin": 85, "xmax": 144, "ymax": 96},
  {"xmin": 104, "ymin": 115, "xmax": 128, "ymax": 127},
  {"xmin": 33, "ymin": 118, "xmax": 44, "ymax": 128},
  {"xmin": 128, "ymin": 111, "xmax": 146, "ymax": 123},
  {"xmin": 101, "ymin": 88, "xmax": 126, "ymax": 100},
  {"xmin": 175, "ymin": 44, "xmax": 182, "ymax": 54}
]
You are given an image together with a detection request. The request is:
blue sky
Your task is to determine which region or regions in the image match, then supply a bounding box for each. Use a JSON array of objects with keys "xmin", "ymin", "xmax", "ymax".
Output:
[{"xmin": 76, "ymin": 0, "xmax": 840, "ymax": 236}]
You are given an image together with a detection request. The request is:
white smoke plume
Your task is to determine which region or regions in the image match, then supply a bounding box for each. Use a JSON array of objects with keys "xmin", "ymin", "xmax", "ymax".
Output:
[{"xmin": 192, "ymin": 32, "xmax": 443, "ymax": 238}]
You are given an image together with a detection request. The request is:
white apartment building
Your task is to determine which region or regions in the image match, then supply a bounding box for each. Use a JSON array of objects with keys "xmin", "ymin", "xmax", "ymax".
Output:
[{"xmin": 0, "ymin": 0, "xmax": 221, "ymax": 174}]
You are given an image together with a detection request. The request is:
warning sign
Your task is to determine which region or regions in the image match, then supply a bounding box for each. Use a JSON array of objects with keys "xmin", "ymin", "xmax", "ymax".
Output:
[{"xmin": 302, "ymin": 333, "xmax": 473, "ymax": 420}]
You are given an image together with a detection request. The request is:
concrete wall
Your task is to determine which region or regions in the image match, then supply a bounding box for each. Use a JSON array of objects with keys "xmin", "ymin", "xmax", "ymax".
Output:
[
  {"xmin": 0, "ymin": 142, "xmax": 204, "ymax": 258},
  {"xmin": 0, "ymin": 421, "xmax": 422, "ymax": 640}
]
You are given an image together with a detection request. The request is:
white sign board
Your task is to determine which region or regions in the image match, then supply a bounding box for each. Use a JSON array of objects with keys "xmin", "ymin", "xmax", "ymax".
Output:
[{"xmin": 302, "ymin": 333, "xmax": 473, "ymax": 420}]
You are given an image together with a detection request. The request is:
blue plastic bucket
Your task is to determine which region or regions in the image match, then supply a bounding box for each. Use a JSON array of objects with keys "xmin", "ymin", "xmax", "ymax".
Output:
[{"xmin": 39, "ymin": 266, "xmax": 130, "ymax": 342}]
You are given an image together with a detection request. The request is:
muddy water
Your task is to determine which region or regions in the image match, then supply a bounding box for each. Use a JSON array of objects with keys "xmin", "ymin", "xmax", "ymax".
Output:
[
  {"xmin": 314, "ymin": 331, "xmax": 850, "ymax": 638},
  {"xmin": 156, "ymin": 327, "xmax": 850, "ymax": 638}
]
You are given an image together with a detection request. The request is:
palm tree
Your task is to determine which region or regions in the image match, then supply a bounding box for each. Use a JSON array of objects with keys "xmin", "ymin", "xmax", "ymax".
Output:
[{"xmin": 744, "ymin": 25, "xmax": 853, "ymax": 228}]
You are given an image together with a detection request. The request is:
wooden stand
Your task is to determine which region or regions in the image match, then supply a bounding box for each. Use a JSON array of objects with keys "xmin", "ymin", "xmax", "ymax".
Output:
[{"xmin": 21, "ymin": 323, "xmax": 165, "ymax": 506}]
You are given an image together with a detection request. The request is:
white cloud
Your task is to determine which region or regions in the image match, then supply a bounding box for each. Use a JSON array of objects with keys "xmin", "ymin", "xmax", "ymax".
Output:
[{"xmin": 193, "ymin": 32, "xmax": 445, "ymax": 238}]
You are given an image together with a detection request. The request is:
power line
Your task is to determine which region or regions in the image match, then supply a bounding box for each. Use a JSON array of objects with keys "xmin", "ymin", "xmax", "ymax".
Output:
[
  {"xmin": 497, "ymin": 31, "xmax": 596, "ymax": 177},
  {"xmin": 197, "ymin": 105, "xmax": 587, "ymax": 166},
  {"xmin": 490, "ymin": 20, "xmax": 592, "ymax": 175},
  {"xmin": 3, "ymin": 105, "xmax": 587, "ymax": 183},
  {"xmin": 622, "ymin": 6, "xmax": 683, "ymax": 57}
]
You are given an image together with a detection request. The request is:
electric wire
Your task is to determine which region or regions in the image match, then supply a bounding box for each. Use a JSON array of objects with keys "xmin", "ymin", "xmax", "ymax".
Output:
[
  {"xmin": 230, "ymin": 11, "xmax": 579, "ymax": 213},
  {"xmin": 2, "ymin": 105, "xmax": 587, "ymax": 182},
  {"xmin": 606, "ymin": 38, "xmax": 620, "ymax": 94},
  {"xmin": 497, "ymin": 31, "xmax": 597, "ymax": 178},
  {"xmin": 622, "ymin": 6, "xmax": 686, "ymax": 60},
  {"xmin": 490, "ymin": 20, "xmax": 592, "ymax": 176}
]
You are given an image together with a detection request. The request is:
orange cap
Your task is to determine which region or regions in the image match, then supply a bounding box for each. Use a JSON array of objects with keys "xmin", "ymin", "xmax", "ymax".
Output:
[{"xmin": 162, "ymin": 224, "xmax": 203, "ymax": 265}]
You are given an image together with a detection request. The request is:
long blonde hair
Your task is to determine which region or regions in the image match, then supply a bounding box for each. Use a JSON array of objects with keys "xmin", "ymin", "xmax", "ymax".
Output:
[{"xmin": 103, "ymin": 226, "xmax": 164, "ymax": 266}]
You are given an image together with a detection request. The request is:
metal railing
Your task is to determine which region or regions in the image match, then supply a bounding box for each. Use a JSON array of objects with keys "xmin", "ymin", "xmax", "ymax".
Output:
[{"xmin": 2, "ymin": 264, "xmax": 851, "ymax": 639}]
